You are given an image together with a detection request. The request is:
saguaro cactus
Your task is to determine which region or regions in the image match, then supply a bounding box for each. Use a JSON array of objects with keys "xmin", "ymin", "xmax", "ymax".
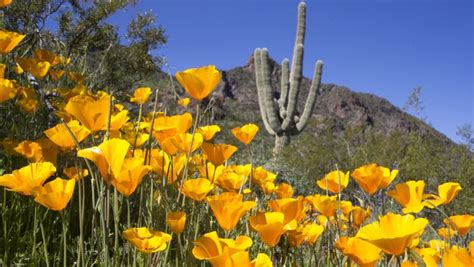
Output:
[{"xmin": 254, "ymin": 1, "xmax": 323, "ymax": 154}]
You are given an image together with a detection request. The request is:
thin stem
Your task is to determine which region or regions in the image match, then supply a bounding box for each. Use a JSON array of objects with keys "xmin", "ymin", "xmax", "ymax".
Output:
[
  {"xmin": 61, "ymin": 211, "xmax": 67, "ymax": 267},
  {"xmin": 177, "ymin": 104, "xmax": 201, "ymax": 203},
  {"xmin": 39, "ymin": 214, "xmax": 50, "ymax": 267}
]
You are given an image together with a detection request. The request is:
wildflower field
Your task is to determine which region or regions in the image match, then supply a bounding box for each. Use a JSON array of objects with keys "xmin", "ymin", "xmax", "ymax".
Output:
[{"xmin": 0, "ymin": 0, "xmax": 473, "ymax": 266}]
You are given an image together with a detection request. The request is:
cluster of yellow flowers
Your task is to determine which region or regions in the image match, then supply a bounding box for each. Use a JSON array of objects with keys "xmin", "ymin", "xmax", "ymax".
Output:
[{"xmin": 0, "ymin": 1, "xmax": 473, "ymax": 265}]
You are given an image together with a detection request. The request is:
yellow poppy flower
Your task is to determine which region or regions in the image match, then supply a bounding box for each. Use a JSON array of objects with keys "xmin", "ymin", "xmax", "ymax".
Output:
[
  {"xmin": 0, "ymin": 64, "xmax": 4, "ymax": 78},
  {"xmin": 352, "ymin": 163, "xmax": 393, "ymax": 195},
  {"xmin": 231, "ymin": 123, "xmax": 259, "ymax": 145},
  {"xmin": 111, "ymin": 157, "xmax": 152, "ymax": 197},
  {"xmin": 356, "ymin": 212, "xmax": 428, "ymax": 255},
  {"xmin": 0, "ymin": 162, "xmax": 56, "ymax": 196},
  {"xmin": 424, "ymin": 182, "xmax": 462, "ymax": 208},
  {"xmin": 207, "ymin": 192, "xmax": 255, "ymax": 231},
  {"xmin": 0, "ymin": 0, "xmax": 13, "ymax": 7},
  {"xmin": 287, "ymin": 223, "xmax": 324, "ymax": 247},
  {"xmin": 130, "ymin": 87, "xmax": 152, "ymax": 104},
  {"xmin": 201, "ymin": 142, "xmax": 238, "ymax": 166},
  {"xmin": 351, "ymin": 206, "xmax": 371, "ymax": 228},
  {"xmin": 192, "ymin": 231, "xmax": 252, "ymax": 267},
  {"xmin": 147, "ymin": 150, "xmax": 186, "ymax": 184},
  {"xmin": 122, "ymin": 227, "xmax": 172, "ymax": 253},
  {"xmin": 442, "ymin": 246, "xmax": 473, "ymax": 266},
  {"xmin": 44, "ymin": 120, "xmax": 91, "ymax": 150},
  {"xmin": 252, "ymin": 166, "xmax": 276, "ymax": 187},
  {"xmin": 15, "ymin": 139, "xmax": 58, "ymax": 164},
  {"xmin": 48, "ymin": 69, "xmax": 65, "ymax": 81},
  {"xmin": 274, "ymin": 182, "xmax": 293, "ymax": 198},
  {"xmin": 198, "ymin": 162, "xmax": 225, "ymax": 182},
  {"xmin": 412, "ymin": 247, "xmax": 440, "ymax": 267},
  {"xmin": 316, "ymin": 170, "xmax": 350, "ymax": 194},
  {"xmin": 305, "ymin": 194, "xmax": 338, "ymax": 218},
  {"xmin": 387, "ymin": 180, "xmax": 427, "ymax": 214},
  {"xmin": 444, "ymin": 215, "xmax": 474, "ymax": 236},
  {"xmin": 0, "ymin": 78, "xmax": 17, "ymax": 103},
  {"xmin": 65, "ymin": 94, "xmax": 128, "ymax": 132},
  {"xmin": 249, "ymin": 211, "xmax": 297, "ymax": 247},
  {"xmin": 16, "ymin": 57, "xmax": 51, "ymax": 79},
  {"xmin": 215, "ymin": 171, "xmax": 246, "ymax": 192},
  {"xmin": 169, "ymin": 132, "xmax": 203, "ymax": 154},
  {"xmin": 0, "ymin": 30, "xmax": 25, "ymax": 54},
  {"xmin": 176, "ymin": 65, "xmax": 221, "ymax": 100},
  {"xmin": 197, "ymin": 125, "xmax": 221, "ymax": 141},
  {"xmin": 34, "ymin": 49, "xmax": 64, "ymax": 66},
  {"xmin": 124, "ymin": 132, "xmax": 149, "ymax": 148},
  {"xmin": 166, "ymin": 211, "xmax": 186, "ymax": 235},
  {"xmin": 152, "ymin": 112, "xmax": 193, "ymax": 141},
  {"xmin": 63, "ymin": 166, "xmax": 88, "ymax": 181},
  {"xmin": 181, "ymin": 178, "xmax": 214, "ymax": 201},
  {"xmin": 336, "ymin": 237, "xmax": 381, "ymax": 267},
  {"xmin": 268, "ymin": 196, "xmax": 306, "ymax": 224},
  {"xmin": 250, "ymin": 253, "xmax": 273, "ymax": 267},
  {"xmin": 77, "ymin": 138, "xmax": 130, "ymax": 181},
  {"xmin": 379, "ymin": 167, "xmax": 399, "ymax": 189},
  {"xmin": 177, "ymin": 97, "xmax": 190, "ymax": 107},
  {"xmin": 33, "ymin": 177, "xmax": 75, "ymax": 211},
  {"xmin": 437, "ymin": 227, "xmax": 456, "ymax": 240}
]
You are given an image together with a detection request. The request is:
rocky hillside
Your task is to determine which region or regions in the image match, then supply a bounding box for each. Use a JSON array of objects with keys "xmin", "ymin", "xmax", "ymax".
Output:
[{"xmin": 210, "ymin": 55, "xmax": 454, "ymax": 146}]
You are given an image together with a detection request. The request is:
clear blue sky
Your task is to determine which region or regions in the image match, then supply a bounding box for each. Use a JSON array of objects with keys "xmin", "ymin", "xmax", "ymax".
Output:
[{"xmin": 108, "ymin": 0, "xmax": 473, "ymax": 142}]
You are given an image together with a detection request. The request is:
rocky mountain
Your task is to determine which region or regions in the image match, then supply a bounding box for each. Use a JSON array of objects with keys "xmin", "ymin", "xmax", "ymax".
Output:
[{"xmin": 211, "ymin": 55, "xmax": 454, "ymax": 147}]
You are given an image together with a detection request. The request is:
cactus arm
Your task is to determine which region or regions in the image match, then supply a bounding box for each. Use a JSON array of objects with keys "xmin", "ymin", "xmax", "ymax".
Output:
[
  {"xmin": 282, "ymin": 43, "xmax": 304, "ymax": 130},
  {"xmin": 294, "ymin": 2, "xmax": 306, "ymax": 49},
  {"xmin": 254, "ymin": 49, "xmax": 276, "ymax": 136},
  {"xmin": 278, "ymin": 58, "xmax": 290, "ymax": 119},
  {"xmin": 296, "ymin": 60, "xmax": 323, "ymax": 133},
  {"xmin": 261, "ymin": 49, "xmax": 283, "ymax": 134}
]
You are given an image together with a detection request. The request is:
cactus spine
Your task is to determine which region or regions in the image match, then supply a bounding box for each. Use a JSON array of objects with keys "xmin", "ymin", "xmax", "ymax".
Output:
[{"xmin": 254, "ymin": 1, "xmax": 324, "ymax": 153}]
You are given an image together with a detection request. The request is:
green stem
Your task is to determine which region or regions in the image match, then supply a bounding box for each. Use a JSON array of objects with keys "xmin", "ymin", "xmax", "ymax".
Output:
[
  {"xmin": 39, "ymin": 214, "xmax": 50, "ymax": 267},
  {"xmin": 61, "ymin": 211, "xmax": 67, "ymax": 267}
]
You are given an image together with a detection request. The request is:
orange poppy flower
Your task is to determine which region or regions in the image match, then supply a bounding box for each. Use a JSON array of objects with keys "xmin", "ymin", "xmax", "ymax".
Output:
[
  {"xmin": 444, "ymin": 215, "xmax": 474, "ymax": 236},
  {"xmin": 176, "ymin": 65, "xmax": 221, "ymax": 101},
  {"xmin": 130, "ymin": 87, "xmax": 152, "ymax": 104},
  {"xmin": 231, "ymin": 123, "xmax": 259, "ymax": 145},
  {"xmin": 356, "ymin": 213, "xmax": 428, "ymax": 255},
  {"xmin": 181, "ymin": 178, "xmax": 214, "ymax": 201},
  {"xmin": 44, "ymin": 120, "xmax": 91, "ymax": 150},
  {"xmin": 287, "ymin": 223, "xmax": 324, "ymax": 247},
  {"xmin": 197, "ymin": 125, "xmax": 221, "ymax": 141},
  {"xmin": 63, "ymin": 166, "xmax": 89, "ymax": 181},
  {"xmin": 268, "ymin": 196, "xmax": 306, "ymax": 224},
  {"xmin": 192, "ymin": 231, "xmax": 253, "ymax": 266},
  {"xmin": 201, "ymin": 142, "xmax": 238, "ymax": 166},
  {"xmin": 387, "ymin": 180, "xmax": 427, "ymax": 214},
  {"xmin": 65, "ymin": 94, "xmax": 128, "ymax": 132},
  {"xmin": 207, "ymin": 192, "xmax": 255, "ymax": 231},
  {"xmin": 249, "ymin": 211, "xmax": 297, "ymax": 247},
  {"xmin": 274, "ymin": 182, "xmax": 294, "ymax": 199},
  {"xmin": 0, "ymin": 162, "xmax": 56, "ymax": 196},
  {"xmin": 111, "ymin": 157, "xmax": 152, "ymax": 197},
  {"xmin": 0, "ymin": 30, "xmax": 25, "ymax": 54},
  {"xmin": 166, "ymin": 211, "xmax": 186, "ymax": 235},
  {"xmin": 15, "ymin": 57, "xmax": 51, "ymax": 79},
  {"xmin": 316, "ymin": 170, "xmax": 350, "ymax": 194},
  {"xmin": 177, "ymin": 97, "xmax": 190, "ymax": 107},
  {"xmin": 77, "ymin": 138, "xmax": 130, "ymax": 181},
  {"xmin": 33, "ymin": 177, "xmax": 76, "ymax": 211},
  {"xmin": 352, "ymin": 163, "xmax": 397, "ymax": 195},
  {"xmin": 122, "ymin": 227, "xmax": 172, "ymax": 253},
  {"xmin": 336, "ymin": 237, "xmax": 381, "ymax": 267}
]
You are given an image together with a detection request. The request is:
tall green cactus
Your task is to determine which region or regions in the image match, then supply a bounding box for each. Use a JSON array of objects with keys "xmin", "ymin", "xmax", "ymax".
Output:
[{"xmin": 254, "ymin": 1, "xmax": 324, "ymax": 153}]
